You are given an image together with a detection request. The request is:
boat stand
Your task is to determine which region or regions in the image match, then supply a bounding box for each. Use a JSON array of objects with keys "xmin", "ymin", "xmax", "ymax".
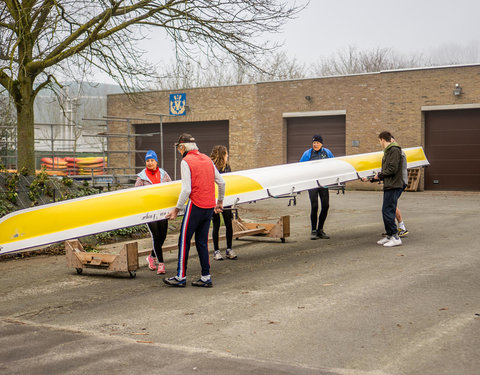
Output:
[
  {"xmin": 65, "ymin": 213, "xmax": 289, "ymax": 275},
  {"xmin": 65, "ymin": 239, "xmax": 138, "ymax": 278},
  {"xmin": 138, "ymin": 213, "xmax": 290, "ymax": 257},
  {"xmin": 231, "ymin": 214, "xmax": 290, "ymax": 243}
]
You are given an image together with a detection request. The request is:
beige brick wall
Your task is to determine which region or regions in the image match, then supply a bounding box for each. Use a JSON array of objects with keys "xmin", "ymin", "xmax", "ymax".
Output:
[
  {"xmin": 108, "ymin": 84, "xmax": 257, "ymax": 172},
  {"xmin": 108, "ymin": 65, "xmax": 480, "ymax": 179},
  {"xmin": 255, "ymin": 74, "xmax": 384, "ymax": 166}
]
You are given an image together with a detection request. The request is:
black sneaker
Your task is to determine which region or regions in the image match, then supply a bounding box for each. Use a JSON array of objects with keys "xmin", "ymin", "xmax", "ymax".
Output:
[
  {"xmin": 317, "ymin": 230, "xmax": 330, "ymax": 239},
  {"xmin": 398, "ymin": 228, "xmax": 409, "ymax": 237},
  {"xmin": 163, "ymin": 276, "xmax": 186, "ymax": 287},
  {"xmin": 310, "ymin": 230, "xmax": 318, "ymax": 240},
  {"xmin": 191, "ymin": 278, "xmax": 213, "ymax": 287}
]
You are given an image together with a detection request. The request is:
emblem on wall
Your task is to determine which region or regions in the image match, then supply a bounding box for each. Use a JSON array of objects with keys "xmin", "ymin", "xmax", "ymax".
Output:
[{"xmin": 169, "ymin": 93, "xmax": 187, "ymax": 116}]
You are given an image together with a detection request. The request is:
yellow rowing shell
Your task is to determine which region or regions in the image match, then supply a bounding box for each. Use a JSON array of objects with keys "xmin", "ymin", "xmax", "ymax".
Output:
[{"xmin": 0, "ymin": 147, "xmax": 428, "ymax": 254}]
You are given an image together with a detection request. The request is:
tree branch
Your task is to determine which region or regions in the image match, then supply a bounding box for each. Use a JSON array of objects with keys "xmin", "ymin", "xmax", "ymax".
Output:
[
  {"xmin": 0, "ymin": 69, "xmax": 13, "ymax": 94},
  {"xmin": 32, "ymin": 73, "xmax": 60, "ymax": 97},
  {"xmin": 0, "ymin": 21, "xmax": 15, "ymax": 30},
  {"xmin": 30, "ymin": 0, "xmax": 55, "ymax": 42}
]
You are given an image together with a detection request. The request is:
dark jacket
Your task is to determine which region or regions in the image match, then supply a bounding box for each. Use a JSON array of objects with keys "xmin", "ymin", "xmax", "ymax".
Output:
[{"xmin": 378, "ymin": 142, "xmax": 404, "ymax": 190}]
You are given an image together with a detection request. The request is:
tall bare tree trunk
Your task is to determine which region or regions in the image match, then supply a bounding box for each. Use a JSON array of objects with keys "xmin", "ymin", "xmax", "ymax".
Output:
[{"xmin": 15, "ymin": 77, "xmax": 36, "ymax": 175}]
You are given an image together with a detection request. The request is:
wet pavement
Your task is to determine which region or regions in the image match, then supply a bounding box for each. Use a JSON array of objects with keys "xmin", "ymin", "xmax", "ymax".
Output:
[{"xmin": 1, "ymin": 190, "xmax": 479, "ymax": 375}]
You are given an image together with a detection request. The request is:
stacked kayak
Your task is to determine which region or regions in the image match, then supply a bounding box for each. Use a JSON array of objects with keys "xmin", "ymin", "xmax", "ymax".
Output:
[
  {"xmin": 76, "ymin": 157, "xmax": 107, "ymax": 175},
  {"xmin": 64, "ymin": 157, "xmax": 80, "ymax": 175},
  {"xmin": 40, "ymin": 158, "xmax": 68, "ymax": 176},
  {"xmin": 40, "ymin": 157, "xmax": 107, "ymax": 175}
]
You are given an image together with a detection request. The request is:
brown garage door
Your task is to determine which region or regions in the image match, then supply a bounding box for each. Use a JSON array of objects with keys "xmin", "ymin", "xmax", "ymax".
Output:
[
  {"xmin": 135, "ymin": 120, "xmax": 229, "ymax": 179},
  {"xmin": 425, "ymin": 109, "xmax": 480, "ymax": 191},
  {"xmin": 286, "ymin": 115, "xmax": 346, "ymax": 163}
]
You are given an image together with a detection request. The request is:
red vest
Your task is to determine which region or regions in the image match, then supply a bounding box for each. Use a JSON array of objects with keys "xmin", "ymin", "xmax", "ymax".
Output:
[{"xmin": 183, "ymin": 150, "xmax": 216, "ymax": 208}]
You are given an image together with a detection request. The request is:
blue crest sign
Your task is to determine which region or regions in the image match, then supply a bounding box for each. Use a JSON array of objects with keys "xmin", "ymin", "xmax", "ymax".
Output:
[{"xmin": 169, "ymin": 93, "xmax": 187, "ymax": 116}]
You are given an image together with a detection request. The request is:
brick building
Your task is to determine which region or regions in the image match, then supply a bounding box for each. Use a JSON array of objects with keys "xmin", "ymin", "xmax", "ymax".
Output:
[{"xmin": 107, "ymin": 64, "xmax": 480, "ymax": 191}]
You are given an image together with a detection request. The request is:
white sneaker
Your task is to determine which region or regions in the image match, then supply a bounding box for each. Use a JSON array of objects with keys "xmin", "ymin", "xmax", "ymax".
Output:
[
  {"xmin": 377, "ymin": 236, "xmax": 391, "ymax": 245},
  {"xmin": 384, "ymin": 237, "xmax": 402, "ymax": 247},
  {"xmin": 213, "ymin": 250, "xmax": 223, "ymax": 261},
  {"xmin": 226, "ymin": 249, "xmax": 237, "ymax": 260}
]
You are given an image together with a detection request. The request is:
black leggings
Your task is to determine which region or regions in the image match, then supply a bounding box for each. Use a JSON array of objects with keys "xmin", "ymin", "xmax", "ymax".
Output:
[
  {"xmin": 211, "ymin": 209, "xmax": 233, "ymax": 250},
  {"xmin": 308, "ymin": 187, "xmax": 330, "ymax": 231},
  {"xmin": 147, "ymin": 219, "xmax": 168, "ymax": 262}
]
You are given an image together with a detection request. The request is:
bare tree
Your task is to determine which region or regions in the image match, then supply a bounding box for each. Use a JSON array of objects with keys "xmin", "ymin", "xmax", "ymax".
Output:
[
  {"xmin": 0, "ymin": 0, "xmax": 307, "ymax": 173},
  {"xmin": 155, "ymin": 50, "xmax": 308, "ymax": 89},
  {"xmin": 249, "ymin": 51, "xmax": 307, "ymax": 82},
  {"xmin": 428, "ymin": 41, "xmax": 480, "ymax": 66},
  {"xmin": 155, "ymin": 45, "xmax": 432, "ymax": 90},
  {"xmin": 311, "ymin": 46, "xmax": 426, "ymax": 76}
]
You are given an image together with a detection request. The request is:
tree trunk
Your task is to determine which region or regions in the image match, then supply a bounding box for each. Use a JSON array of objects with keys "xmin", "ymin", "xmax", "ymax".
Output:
[{"xmin": 15, "ymin": 78, "xmax": 36, "ymax": 175}]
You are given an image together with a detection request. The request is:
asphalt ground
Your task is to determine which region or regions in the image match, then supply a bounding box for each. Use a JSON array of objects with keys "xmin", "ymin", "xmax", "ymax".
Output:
[{"xmin": 1, "ymin": 190, "xmax": 479, "ymax": 375}]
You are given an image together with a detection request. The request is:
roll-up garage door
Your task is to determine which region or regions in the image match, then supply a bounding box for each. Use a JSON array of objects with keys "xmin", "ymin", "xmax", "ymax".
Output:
[
  {"xmin": 286, "ymin": 115, "xmax": 346, "ymax": 163},
  {"xmin": 425, "ymin": 109, "xmax": 480, "ymax": 191},
  {"xmin": 135, "ymin": 120, "xmax": 229, "ymax": 179}
]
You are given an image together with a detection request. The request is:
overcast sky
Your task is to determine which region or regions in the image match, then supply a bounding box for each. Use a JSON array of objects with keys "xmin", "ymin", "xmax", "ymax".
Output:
[
  {"xmin": 273, "ymin": 0, "xmax": 480, "ymax": 63},
  {"xmin": 97, "ymin": 0, "xmax": 480, "ymax": 83}
]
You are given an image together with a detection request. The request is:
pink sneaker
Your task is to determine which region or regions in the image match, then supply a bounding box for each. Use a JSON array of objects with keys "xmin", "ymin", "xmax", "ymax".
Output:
[
  {"xmin": 157, "ymin": 263, "xmax": 166, "ymax": 274},
  {"xmin": 146, "ymin": 255, "xmax": 157, "ymax": 271}
]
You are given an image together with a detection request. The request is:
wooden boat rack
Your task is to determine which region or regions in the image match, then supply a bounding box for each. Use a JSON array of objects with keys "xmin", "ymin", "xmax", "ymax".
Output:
[{"xmin": 66, "ymin": 213, "xmax": 289, "ymax": 276}]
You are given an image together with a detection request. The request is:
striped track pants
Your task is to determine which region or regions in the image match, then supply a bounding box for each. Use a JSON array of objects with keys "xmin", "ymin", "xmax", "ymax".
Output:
[{"xmin": 177, "ymin": 201, "xmax": 214, "ymax": 278}]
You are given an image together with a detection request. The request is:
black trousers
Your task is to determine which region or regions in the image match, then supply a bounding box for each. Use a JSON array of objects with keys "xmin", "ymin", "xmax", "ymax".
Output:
[
  {"xmin": 308, "ymin": 187, "xmax": 329, "ymax": 231},
  {"xmin": 382, "ymin": 188, "xmax": 403, "ymax": 236},
  {"xmin": 212, "ymin": 209, "xmax": 233, "ymax": 250},
  {"xmin": 147, "ymin": 219, "xmax": 168, "ymax": 262}
]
